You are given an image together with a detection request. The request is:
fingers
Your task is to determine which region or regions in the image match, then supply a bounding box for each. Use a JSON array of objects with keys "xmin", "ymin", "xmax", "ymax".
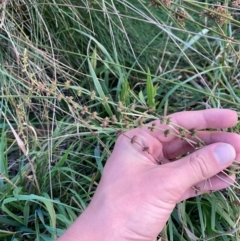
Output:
[
  {"xmin": 168, "ymin": 109, "xmax": 238, "ymax": 130},
  {"xmin": 166, "ymin": 143, "xmax": 236, "ymax": 193},
  {"xmin": 178, "ymin": 173, "xmax": 236, "ymax": 202},
  {"xmin": 146, "ymin": 109, "xmax": 237, "ymax": 142},
  {"xmin": 162, "ymin": 131, "xmax": 240, "ymax": 160}
]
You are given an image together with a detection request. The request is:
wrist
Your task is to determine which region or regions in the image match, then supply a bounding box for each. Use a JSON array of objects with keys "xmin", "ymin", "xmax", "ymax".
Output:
[{"xmin": 57, "ymin": 193, "xmax": 127, "ymax": 241}]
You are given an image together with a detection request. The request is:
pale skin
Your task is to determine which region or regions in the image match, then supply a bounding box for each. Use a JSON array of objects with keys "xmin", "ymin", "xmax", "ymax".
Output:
[{"xmin": 58, "ymin": 109, "xmax": 240, "ymax": 241}]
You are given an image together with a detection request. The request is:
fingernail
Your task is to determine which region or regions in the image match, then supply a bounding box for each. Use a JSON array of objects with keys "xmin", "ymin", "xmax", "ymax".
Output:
[{"xmin": 214, "ymin": 144, "xmax": 236, "ymax": 165}]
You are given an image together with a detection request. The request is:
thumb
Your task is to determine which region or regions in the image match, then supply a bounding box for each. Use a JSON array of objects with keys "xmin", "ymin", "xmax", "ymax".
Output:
[{"xmin": 175, "ymin": 143, "xmax": 236, "ymax": 190}]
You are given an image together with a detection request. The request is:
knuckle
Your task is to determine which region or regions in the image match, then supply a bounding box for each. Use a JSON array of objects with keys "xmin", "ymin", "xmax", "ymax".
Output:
[{"xmin": 189, "ymin": 153, "xmax": 209, "ymax": 179}]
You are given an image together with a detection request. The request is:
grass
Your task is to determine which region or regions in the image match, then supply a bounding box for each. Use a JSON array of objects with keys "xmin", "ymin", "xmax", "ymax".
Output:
[{"xmin": 0, "ymin": 0, "xmax": 240, "ymax": 240}]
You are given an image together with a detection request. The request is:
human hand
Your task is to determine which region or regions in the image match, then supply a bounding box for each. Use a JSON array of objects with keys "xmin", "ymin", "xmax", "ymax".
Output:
[{"xmin": 58, "ymin": 109, "xmax": 240, "ymax": 241}]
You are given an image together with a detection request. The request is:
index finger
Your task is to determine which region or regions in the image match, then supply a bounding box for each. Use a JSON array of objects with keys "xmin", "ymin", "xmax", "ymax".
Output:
[
  {"xmin": 168, "ymin": 109, "xmax": 238, "ymax": 130},
  {"xmin": 146, "ymin": 109, "xmax": 238, "ymax": 142}
]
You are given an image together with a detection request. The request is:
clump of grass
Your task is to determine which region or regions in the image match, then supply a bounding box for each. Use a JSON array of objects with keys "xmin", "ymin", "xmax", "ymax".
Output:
[{"xmin": 0, "ymin": 0, "xmax": 240, "ymax": 240}]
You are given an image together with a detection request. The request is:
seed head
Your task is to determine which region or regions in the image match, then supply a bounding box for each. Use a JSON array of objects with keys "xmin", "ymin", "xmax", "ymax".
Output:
[
  {"xmin": 149, "ymin": 0, "xmax": 171, "ymax": 8},
  {"xmin": 66, "ymin": 96, "xmax": 73, "ymax": 103},
  {"xmin": 81, "ymin": 105, "xmax": 88, "ymax": 115},
  {"xmin": 201, "ymin": 2, "xmax": 232, "ymax": 26},
  {"xmin": 116, "ymin": 130, "xmax": 123, "ymax": 137},
  {"xmin": 164, "ymin": 129, "xmax": 170, "ymax": 137},
  {"xmin": 173, "ymin": 9, "xmax": 189, "ymax": 26},
  {"xmin": 64, "ymin": 80, "xmax": 70, "ymax": 89},
  {"xmin": 77, "ymin": 89, "xmax": 82, "ymax": 96},
  {"xmin": 130, "ymin": 135, "xmax": 137, "ymax": 144},
  {"xmin": 179, "ymin": 127, "xmax": 186, "ymax": 139},
  {"xmin": 189, "ymin": 129, "xmax": 197, "ymax": 137},
  {"xmin": 138, "ymin": 118, "xmax": 143, "ymax": 128},
  {"xmin": 102, "ymin": 97, "xmax": 109, "ymax": 103},
  {"xmin": 142, "ymin": 146, "xmax": 150, "ymax": 152},
  {"xmin": 90, "ymin": 111, "xmax": 98, "ymax": 119},
  {"xmin": 57, "ymin": 94, "xmax": 64, "ymax": 102},
  {"xmin": 232, "ymin": 0, "xmax": 240, "ymax": 8},
  {"xmin": 160, "ymin": 117, "xmax": 171, "ymax": 125},
  {"xmin": 72, "ymin": 102, "xmax": 78, "ymax": 110},
  {"xmin": 117, "ymin": 101, "xmax": 123, "ymax": 112},
  {"xmin": 111, "ymin": 115, "xmax": 117, "ymax": 124},
  {"xmin": 50, "ymin": 82, "xmax": 57, "ymax": 92},
  {"xmin": 124, "ymin": 121, "xmax": 129, "ymax": 129},
  {"xmin": 91, "ymin": 91, "xmax": 96, "ymax": 100},
  {"xmin": 148, "ymin": 123, "xmax": 156, "ymax": 132},
  {"xmin": 101, "ymin": 117, "xmax": 109, "ymax": 128}
]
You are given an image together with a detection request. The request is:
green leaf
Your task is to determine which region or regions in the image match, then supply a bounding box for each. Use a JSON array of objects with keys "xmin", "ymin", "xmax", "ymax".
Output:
[
  {"xmin": 94, "ymin": 147, "xmax": 103, "ymax": 173},
  {"xmin": 120, "ymin": 78, "xmax": 130, "ymax": 106},
  {"xmin": 23, "ymin": 201, "xmax": 30, "ymax": 227},
  {"xmin": 138, "ymin": 91, "xmax": 146, "ymax": 105},
  {"xmin": 88, "ymin": 57, "xmax": 113, "ymax": 116},
  {"xmin": 146, "ymin": 68, "xmax": 155, "ymax": 109},
  {"xmin": 182, "ymin": 29, "xmax": 209, "ymax": 52},
  {"xmin": 90, "ymin": 47, "xmax": 97, "ymax": 71}
]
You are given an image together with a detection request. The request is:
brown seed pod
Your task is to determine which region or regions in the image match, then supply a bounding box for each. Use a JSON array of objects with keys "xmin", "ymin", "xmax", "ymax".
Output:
[
  {"xmin": 116, "ymin": 130, "xmax": 123, "ymax": 137},
  {"xmin": 111, "ymin": 115, "xmax": 117, "ymax": 124},
  {"xmin": 149, "ymin": 0, "xmax": 171, "ymax": 8},
  {"xmin": 101, "ymin": 117, "xmax": 109, "ymax": 127},
  {"xmin": 142, "ymin": 146, "xmax": 150, "ymax": 152},
  {"xmin": 130, "ymin": 135, "xmax": 138, "ymax": 144},
  {"xmin": 193, "ymin": 185, "xmax": 201, "ymax": 195},
  {"xmin": 189, "ymin": 129, "xmax": 197, "ymax": 137},
  {"xmin": 90, "ymin": 111, "xmax": 98, "ymax": 119},
  {"xmin": 164, "ymin": 129, "xmax": 170, "ymax": 137},
  {"xmin": 148, "ymin": 123, "xmax": 156, "ymax": 132},
  {"xmin": 64, "ymin": 80, "xmax": 70, "ymax": 89},
  {"xmin": 179, "ymin": 127, "xmax": 186, "ymax": 138},
  {"xmin": 138, "ymin": 118, "xmax": 143, "ymax": 128},
  {"xmin": 166, "ymin": 117, "xmax": 171, "ymax": 125},
  {"xmin": 81, "ymin": 105, "xmax": 88, "ymax": 115}
]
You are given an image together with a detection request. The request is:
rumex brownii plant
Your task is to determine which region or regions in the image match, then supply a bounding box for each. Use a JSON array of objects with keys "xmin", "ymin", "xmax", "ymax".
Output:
[{"xmin": 0, "ymin": 0, "xmax": 240, "ymax": 240}]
